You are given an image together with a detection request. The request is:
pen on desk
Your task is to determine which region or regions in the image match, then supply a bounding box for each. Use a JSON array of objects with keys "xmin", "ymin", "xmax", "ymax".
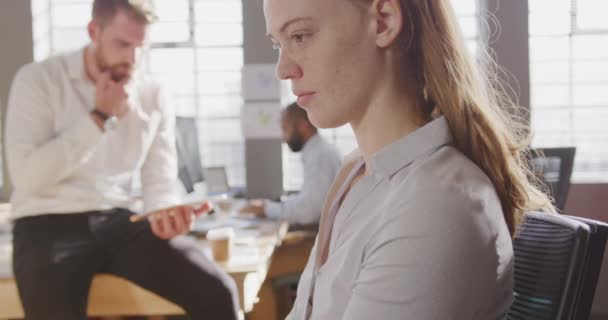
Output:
[{"xmin": 129, "ymin": 201, "xmax": 214, "ymax": 223}]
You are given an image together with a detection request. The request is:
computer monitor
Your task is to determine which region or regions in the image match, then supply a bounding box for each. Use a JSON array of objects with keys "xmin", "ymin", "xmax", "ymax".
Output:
[
  {"xmin": 175, "ymin": 117, "xmax": 205, "ymax": 193},
  {"xmin": 204, "ymin": 166, "xmax": 230, "ymax": 195}
]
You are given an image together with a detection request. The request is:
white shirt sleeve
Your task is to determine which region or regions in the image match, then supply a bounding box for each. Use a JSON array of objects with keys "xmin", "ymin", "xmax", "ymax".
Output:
[
  {"xmin": 5, "ymin": 64, "xmax": 103, "ymax": 195},
  {"xmin": 264, "ymin": 155, "xmax": 335, "ymax": 225},
  {"xmin": 340, "ymin": 186, "xmax": 502, "ymax": 320},
  {"xmin": 140, "ymin": 85, "xmax": 181, "ymax": 213}
]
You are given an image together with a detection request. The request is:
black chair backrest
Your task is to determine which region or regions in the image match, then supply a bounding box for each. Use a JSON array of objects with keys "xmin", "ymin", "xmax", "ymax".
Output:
[
  {"xmin": 175, "ymin": 117, "xmax": 205, "ymax": 193},
  {"xmin": 507, "ymin": 212, "xmax": 608, "ymax": 320},
  {"xmin": 563, "ymin": 215, "xmax": 608, "ymax": 320},
  {"xmin": 530, "ymin": 147, "xmax": 576, "ymax": 212}
]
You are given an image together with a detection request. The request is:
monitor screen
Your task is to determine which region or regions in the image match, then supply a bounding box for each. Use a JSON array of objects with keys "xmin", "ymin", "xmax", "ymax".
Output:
[{"xmin": 205, "ymin": 166, "xmax": 230, "ymax": 195}]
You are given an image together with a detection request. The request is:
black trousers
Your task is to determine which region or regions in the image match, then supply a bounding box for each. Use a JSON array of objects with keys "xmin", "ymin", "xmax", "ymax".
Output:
[{"xmin": 12, "ymin": 209, "xmax": 239, "ymax": 320}]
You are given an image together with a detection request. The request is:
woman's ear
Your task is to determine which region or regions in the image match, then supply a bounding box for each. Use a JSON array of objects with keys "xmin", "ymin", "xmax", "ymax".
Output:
[{"xmin": 370, "ymin": 0, "xmax": 404, "ymax": 48}]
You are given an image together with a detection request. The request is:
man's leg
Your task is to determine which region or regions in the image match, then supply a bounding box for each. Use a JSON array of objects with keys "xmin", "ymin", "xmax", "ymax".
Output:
[
  {"xmin": 12, "ymin": 214, "xmax": 104, "ymax": 320},
  {"xmin": 104, "ymin": 213, "xmax": 239, "ymax": 320}
]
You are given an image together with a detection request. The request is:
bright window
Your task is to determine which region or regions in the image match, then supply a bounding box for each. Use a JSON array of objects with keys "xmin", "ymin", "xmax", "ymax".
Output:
[{"xmin": 529, "ymin": 0, "xmax": 608, "ymax": 182}]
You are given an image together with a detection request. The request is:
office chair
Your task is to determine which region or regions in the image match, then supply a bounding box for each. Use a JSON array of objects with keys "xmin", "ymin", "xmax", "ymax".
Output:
[
  {"xmin": 529, "ymin": 147, "xmax": 576, "ymax": 212},
  {"xmin": 175, "ymin": 117, "xmax": 205, "ymax": 193},
  {"xmin": 506, "ymin": 212, "xmax": 608, "ymax": 320},
  {"xmin": 563, "ymin": 215, "xmax": 608, "ymax": 320}
]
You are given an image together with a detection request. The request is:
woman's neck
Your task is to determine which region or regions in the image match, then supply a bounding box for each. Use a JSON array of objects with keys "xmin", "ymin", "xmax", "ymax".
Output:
[{"xmin": 350, "ymin": 75, "xmax": 426, "ymax": 169}]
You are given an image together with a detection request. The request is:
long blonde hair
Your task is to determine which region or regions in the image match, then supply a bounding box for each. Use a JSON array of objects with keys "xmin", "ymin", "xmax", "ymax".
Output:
[{"xmin": 359, "ymin": 0, "xmax": 555, "ymax": 235}]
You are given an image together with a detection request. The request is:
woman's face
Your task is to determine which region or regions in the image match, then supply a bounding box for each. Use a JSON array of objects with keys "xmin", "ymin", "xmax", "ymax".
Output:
[{"xmin": 264, "ymin": 0, "xmax": 384, "ymax": 129}]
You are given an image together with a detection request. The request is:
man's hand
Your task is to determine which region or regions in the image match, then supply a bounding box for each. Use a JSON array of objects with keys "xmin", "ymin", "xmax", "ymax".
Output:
[
  {"xmin": 239, "ymin": 199, "xmax": 266, "ymax": 217},
  {"xmin": 94, "ymin": 71, "xmax": 130, "ymax": 119},
  {"xmin": 147, "ymin": 202, "xmax": 212, "ymax": 240}
]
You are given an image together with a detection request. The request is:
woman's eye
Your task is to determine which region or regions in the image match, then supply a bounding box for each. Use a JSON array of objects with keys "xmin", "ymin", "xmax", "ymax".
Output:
[{"xmin": 292, "ymin": 33, "xmax": 307, "ymax": 43}]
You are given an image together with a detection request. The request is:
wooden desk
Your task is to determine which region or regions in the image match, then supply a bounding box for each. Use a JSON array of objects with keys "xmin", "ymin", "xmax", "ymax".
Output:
[
  {"xmin": 0, "ymin": 213, "xmax": 288, "ymax": 319},
  {"xmin": 248, "ymin": 231, "xmax": 317, "ymax": 320}
]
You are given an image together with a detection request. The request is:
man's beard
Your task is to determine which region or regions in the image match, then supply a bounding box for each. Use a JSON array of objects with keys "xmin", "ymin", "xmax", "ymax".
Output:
[
  {"xmin": 286, "ymin": 131, "xmax": 305, "ymax": 152},
  {"xmin": 95, "ymin": 47, "xmax": 133, "ymax": 82}
]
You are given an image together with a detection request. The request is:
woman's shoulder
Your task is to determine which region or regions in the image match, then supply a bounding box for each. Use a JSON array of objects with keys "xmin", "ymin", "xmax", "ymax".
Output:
[
  {"xmin": 385, "ymin": 145, "xmax": 504, "ymax": 228},
  {"xmin": 407, "ymin": 145, "xmax": 495, "ymax": 197}
]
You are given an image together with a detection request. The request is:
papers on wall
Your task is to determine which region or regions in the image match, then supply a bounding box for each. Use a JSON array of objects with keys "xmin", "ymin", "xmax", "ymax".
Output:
[
  {"xmin": 242, "ymin": 64, "xmax": 280, "ymax": 101},
  {"xmin": 240, "ymin": 103, "xmax": 282, "ymax": 139}
]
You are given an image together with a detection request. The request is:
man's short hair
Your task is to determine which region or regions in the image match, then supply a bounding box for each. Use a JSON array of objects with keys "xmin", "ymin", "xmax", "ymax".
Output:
[
  {"xmin": 92, "ymin": 0, "xmax": 157, "ymax": 25},
  {"xmin": 282, "ymin": 102, "xmax": 315, "ymax": 129}
]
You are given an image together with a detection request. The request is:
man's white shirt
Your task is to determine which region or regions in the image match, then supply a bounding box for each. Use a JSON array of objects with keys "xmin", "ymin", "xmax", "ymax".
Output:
[{"xmin": 5, "ymin": 48, "xmax": 180, "ymax": 220}]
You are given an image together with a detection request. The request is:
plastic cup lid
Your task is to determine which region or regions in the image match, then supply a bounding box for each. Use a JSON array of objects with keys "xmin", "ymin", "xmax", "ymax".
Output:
[{"xmin": 206, "ymin": 227, "xmax": 235, "ymax": 240}]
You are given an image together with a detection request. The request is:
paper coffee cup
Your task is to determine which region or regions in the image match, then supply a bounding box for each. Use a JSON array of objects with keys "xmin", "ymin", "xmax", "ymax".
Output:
[{"xmin": 206, "ymin": 227, "xmax": 235, "ymax": 261}]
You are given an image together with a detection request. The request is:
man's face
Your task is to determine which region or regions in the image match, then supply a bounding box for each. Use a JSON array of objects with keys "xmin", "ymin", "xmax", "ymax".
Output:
[
  {"xmin": 90, "ymin": 9, "xmax": 148, "ymax": 81},
  {"xmin": 282, "ymin": 116, "xmax": 306, "ymax": 152}
]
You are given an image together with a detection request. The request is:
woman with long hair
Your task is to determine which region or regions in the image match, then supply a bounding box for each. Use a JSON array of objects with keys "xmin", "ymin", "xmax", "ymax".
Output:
[{"xmin": 264, "ymin": 0, "xmax": 554, "ymax": 319}]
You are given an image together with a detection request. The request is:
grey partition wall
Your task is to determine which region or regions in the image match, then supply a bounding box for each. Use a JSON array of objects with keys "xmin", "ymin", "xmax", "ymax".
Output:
[
  {"xmin": 481, "ymin": 0, "xmax": 531, "ymax": 124},
  {"xmin": 242, "ymin": 0, "xmax": 283, "ymax": 199}
]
